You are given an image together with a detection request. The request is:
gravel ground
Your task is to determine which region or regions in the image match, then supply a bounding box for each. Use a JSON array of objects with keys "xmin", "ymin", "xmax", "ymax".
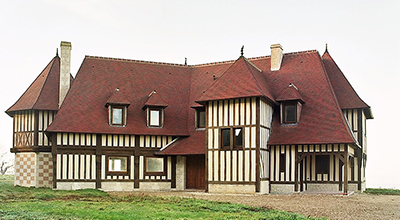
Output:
[{"xmin": 109, "ymin": 191, "xmax": 400, "ymax": 220}]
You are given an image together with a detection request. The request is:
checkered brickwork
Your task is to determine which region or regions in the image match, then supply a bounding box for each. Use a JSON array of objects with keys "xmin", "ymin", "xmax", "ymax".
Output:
[
  {"xmin": 14, "ymin": 153, "xmax": 36, "ymax": 186},
  {"xmin": 36, "ymin": 153, "xmax": 53, "ymax": 187}
]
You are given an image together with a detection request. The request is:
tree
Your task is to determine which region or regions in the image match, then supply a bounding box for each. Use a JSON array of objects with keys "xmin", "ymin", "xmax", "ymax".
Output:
[{"xmin": 0, "ymin": 152, "xmax": 13, "ymax": 175}]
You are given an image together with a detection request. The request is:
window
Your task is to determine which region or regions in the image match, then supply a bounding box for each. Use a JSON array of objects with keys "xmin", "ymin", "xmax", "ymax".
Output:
[
  {"xmin": 234, "ymin": 128, "xmax": 243, "ymax": 149},
  {"xmin": 221, "ymin": 128, "xmax": 231, "ymax": 149},
  {"xmin": 279, "ymin": 154, "xmax": 285, "ymax": 173},
  {"xmin": 108, "ymin": 156, "xmax": 128, "ymax": 174},
  {"xmin": 316, "ymin": 155, "xmax": 329, "ymax": 174},
  {"xmin": 196, "ymin": 108, "xmax": 206, "ymax": 129},
  {"xmin": 220, "ymin": 127, "xmax": 244, "ymax": 150},
  {"xmin": 112, "ymin": 107, "xmax": 123, "ymax": 125},
  {"xmin": 148, "ymin": 108, "xmax": 162, "ymax": 127},
  {"xmin": 283, "ymin": 103, "xmax": 296, "ymax": 123},
  {"xmin": 145, "ymin": 157, "xmax": 165, "ymax": 175}
]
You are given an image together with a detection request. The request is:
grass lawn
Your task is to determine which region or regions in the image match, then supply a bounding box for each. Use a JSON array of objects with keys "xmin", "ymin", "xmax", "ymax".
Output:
[
  {"xmin": 0, "ymin": 175, "xmax": 318, "ymax": 220},
  {"xmin": 365, "ymin": 188, "xmax": 400, "ymax": 195}
]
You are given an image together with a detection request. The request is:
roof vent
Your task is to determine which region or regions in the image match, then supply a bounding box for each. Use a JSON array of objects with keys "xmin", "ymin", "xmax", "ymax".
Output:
[{"xmin": 270, "ymin": 44, "xmax": 283, "ymax": 71}]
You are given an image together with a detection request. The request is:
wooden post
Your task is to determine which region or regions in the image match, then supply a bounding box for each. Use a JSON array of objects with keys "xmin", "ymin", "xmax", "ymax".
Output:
[
  {"xmin": 134, "ymin": 136, "xmax": 140, "ymax": 188},
  {"xmin": 344, "ymin": 145, "xmax": 348, "ymax": 195},
  {"xmin": 205, "ymin": 102, "xmax": 209, "ymax": 192},
  {"xmin": 51, "ymin": 133, "xmax": 57, "ymax": 189},
  {"xmin": 95, "ymin": 134, "xmax": 102, "ymax": 189},
  {"xmin": 171, "ymin": 156, "xmax": 176, "ymax": 188},
  {"xmin": 255, "ymin": 98, "xmax": 260, "ymax": 192}
]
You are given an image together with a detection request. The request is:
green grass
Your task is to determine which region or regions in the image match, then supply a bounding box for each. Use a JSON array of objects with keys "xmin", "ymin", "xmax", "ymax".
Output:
[
  {"xmin": 0, "ymin": 175, "xmax": 320, "ymax": 219},
  {"xmin": 365, "ymin": 188, "xmax": 400, "ymax": 195}
]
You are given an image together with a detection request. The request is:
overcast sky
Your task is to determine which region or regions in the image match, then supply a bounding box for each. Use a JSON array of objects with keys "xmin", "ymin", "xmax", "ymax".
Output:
[{"xmin": 1, "ymin": 1, "xmax": 399, "ymax": 189}]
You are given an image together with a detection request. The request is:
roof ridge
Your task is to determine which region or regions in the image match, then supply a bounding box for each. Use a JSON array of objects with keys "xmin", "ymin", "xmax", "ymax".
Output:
[
  {"xmin": 85, "ymin": 55, "xmax": 188, "ymax": 67},
  {"xmin": 191, "ymin": 59, "xmax": 236, "ymax": 67}
]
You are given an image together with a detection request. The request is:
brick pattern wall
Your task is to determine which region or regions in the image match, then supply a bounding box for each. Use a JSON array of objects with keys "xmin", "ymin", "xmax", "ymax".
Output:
[
  {"xmin": 36, "ymin": 153, "xmax": 53, "ymax": 187},
  {"xmin": 14, "ymin": 153, "xmax": 36, "ymax": 186}
]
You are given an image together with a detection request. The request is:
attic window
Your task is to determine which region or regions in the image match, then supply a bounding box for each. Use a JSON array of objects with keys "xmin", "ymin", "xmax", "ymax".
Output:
[
  {"xmin": 109, "ymin": 105, "xmax": 127, "ymax": 126},
  {"xmin": 148, "ymin": 108, "xmax": 163, "ymax": 127},
  {"xmin": 283, "ymin": 103, "xmax": 296, "ymax": 123},
  {"xmin": 196, "ymin": 108, "xmax": 206, "ymax": 129}
]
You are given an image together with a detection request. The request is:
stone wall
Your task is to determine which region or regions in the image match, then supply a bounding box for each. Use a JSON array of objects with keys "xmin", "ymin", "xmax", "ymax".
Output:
[
  {"xmin": 36, "ymin": 153, "xmax": 53, "ymax": 187},
  {"xmin": 306, "ymin": 183, "xmax": 339, "ymax": 192},
  {"xmin": 208, "ymin": 184, "xmax": 255, "ymax": 194},
  {"xmin": 14, "ymin": 153, "xmax": 36, "ymax": 187},
  {"xmin": 270, "ymin": 184, "xmax": 294, "ymax": 194},
  {"xmin": 101, "ymin": 182, "xmax": 134, "ymax": 191},
  {"xmin": 138, "ymin": 182, "xmax": 171, "ymax": 191},
  {"xmin": 176, "ymin": 156, "xmax": 186, "ymax": 190},
  {"xmin": 57, "ymin": 182, "xmax": 96, "ymax": 190}
]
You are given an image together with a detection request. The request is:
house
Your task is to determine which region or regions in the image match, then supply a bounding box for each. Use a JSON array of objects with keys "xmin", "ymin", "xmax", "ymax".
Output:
[{"xmin": 6, "ymin": 42, "xmax": 372, "ymax": 194}]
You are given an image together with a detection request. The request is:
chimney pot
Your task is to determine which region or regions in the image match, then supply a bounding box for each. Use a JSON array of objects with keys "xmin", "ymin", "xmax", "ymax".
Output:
[{"xmin": 270, "ymin": 44, "xmax": 283, "ymax": 71}]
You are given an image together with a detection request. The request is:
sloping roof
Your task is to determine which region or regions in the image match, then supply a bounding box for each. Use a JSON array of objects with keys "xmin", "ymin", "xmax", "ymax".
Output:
[
  {"xmin": 143, "ymin": 90, "xmax": 168, "ymax": 109},
  {"xmin": 249, "ymin": 51, "xmax": 356, "ymax": 145},
  {"xmin": 6, "ymin": 56, "xmax": 61, "ymax": 114},
  {"xmin": 105, "ymin": 88, "xmax": 130, "ymax": 107},
  {"xmin": 44, "ymin": 48, "xmax": 366, "ymax": 151},
  {"xmin": 47, "ymin": 56, "xmax": 192, "ymax": 136},
  {"xmin": 196, "ymin": 56, "xmax": 275, "ymax": 103},
  {"xmin": 322, "ymin": 51, "xmax": 372, "ymax": 118}
]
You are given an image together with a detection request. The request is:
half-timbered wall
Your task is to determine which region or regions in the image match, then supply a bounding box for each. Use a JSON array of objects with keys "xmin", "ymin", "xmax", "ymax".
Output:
[
  {"xmin": 13, "ymin": 110, "xmax": 35, "ymax": 148},
  {"xmin": 38, "ymin": 110, "xmax": 56, "ymax": 147},
  {"xmin": 260, "ymin": 99, "xmax": 273, "ymax": 180},
  {"xmin": 54, "ymin": 133, "xmax": 175, "ymax": 190}
]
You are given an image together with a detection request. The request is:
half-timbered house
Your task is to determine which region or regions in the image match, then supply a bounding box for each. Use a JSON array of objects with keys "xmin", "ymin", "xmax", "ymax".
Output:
[{"xmin": 6, "ymin": 42, "xmax": 372, "ymax": 194}]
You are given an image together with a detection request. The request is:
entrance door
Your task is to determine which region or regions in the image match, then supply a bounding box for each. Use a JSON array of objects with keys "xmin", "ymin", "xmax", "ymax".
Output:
[{"xmin": 186, "ymin": 155, "xmax": 205, "ymax": 189}]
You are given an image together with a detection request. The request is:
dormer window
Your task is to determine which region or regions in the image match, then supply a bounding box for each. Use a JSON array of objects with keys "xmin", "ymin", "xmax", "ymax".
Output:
[
  {"xmin": 196, "ymin": 108, "xmax": 206, "ymax": 129},
  {"xmin": 283, "ymin": 102, "xmax": 296, "ymax": 124},
  {"xmin": 111, "ymin": 106, "xmax": 126, "ymax": 126},
  {"xmin": 148, "ymin": 108, "xmax": 162, "ymax": 127},
  {"xmin": 143, "ymin": 90, "xmax": 168, "ymax": 128},
  {"xmin": 276, "ymin": 83, "xmax": 305, "ymax": 125},
  {"xmin": 105, "ymin": 88, "xmax": 130, "ymax": 127}
]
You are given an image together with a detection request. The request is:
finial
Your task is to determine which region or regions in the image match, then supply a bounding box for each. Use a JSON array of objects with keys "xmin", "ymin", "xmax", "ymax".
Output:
[
  {"xmin": 56, "ymin": 48, "xmax": 59, "ymax": 57},
  {"xmin": 185, "ymin": 57, "xmax": 187, "ymax": 65},
  {"xmin": 325, "ymin": 43, "xmax": 328, "ymax": 53},
  {"xmin": 241, "ymin": 45, "xmax": 244, "ymax": 56}
]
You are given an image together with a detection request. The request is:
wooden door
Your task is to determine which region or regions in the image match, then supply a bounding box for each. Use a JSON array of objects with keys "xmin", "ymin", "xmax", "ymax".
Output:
[{"xmin": 186, "ymin": 155, "xmax": 205, "ymax": 189}]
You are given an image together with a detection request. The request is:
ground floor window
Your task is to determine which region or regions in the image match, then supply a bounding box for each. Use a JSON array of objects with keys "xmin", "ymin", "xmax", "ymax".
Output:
[
  {"xmin": 108, "ymin": 156, "xmax": 128, "ymax": 174},
  {"xmin": 145, "ymin": 157, "xmax": 165, "ymax": 175}
]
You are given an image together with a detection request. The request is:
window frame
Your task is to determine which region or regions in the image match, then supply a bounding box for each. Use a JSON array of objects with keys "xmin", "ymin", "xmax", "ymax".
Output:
[
  {"xmin": 109, "ymin": 105, "xmax": 126, "ymax": 126},
  {"xmin": 220, "ymin": 127, "xmax": 244, "ymax": 150},
  {"xmin": 106, "ymin": 156, "xmax": 129, "ymax": 175},
  {"xmin": 196, "ymin": 108, "xmax": 206, "ymax": 129},
  {"xmin": 144, "ymin": 157, "xmax": 166, "ymax": 176},
  {"xmin": 148, "ymin": 108, "xmax": 163, "ymax": 128},
  {"xmin": 283, "ymin": 102, "xmax": 297, "ymax": 124}
]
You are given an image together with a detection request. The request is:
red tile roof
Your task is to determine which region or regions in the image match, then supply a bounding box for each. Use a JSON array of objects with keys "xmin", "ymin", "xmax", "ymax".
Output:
[
  {"xmin": 196, "ymin": 56, "xmax": 275, "ymax": 103},
  {"xmin": 275, "ymin": 83, "xmax": 305, "ymax": 103},
  {"xmin": 143, "ymin": 90, "xmax": 168, "ymax": 109},
  {"xmin": 39, "ymin": 49, "xmax": 368, "ymax": 153},
  {"xmin": 105, "ymin": 88, "xmax": 130, "ymax": 107},
  {"xmin": 322, "ymin": 51, "xmax": 373, "ymax": 118},
  {"xmin": 7, "ymin": 56, "xmax": 62, "ymax": 115}
]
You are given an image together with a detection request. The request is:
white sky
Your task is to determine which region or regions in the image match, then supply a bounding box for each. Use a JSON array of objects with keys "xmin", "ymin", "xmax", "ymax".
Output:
[{"xmin": 1, "ymin": 0, "xmax": 399, "ymax": 189}]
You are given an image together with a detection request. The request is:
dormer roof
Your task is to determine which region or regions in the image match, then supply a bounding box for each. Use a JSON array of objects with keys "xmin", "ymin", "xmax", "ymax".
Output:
[
  {"xmin": 142, "ymin": 90, "xmax": 168, "ymax": 109},
  {"xmin": 196, "ymin": 56, "xmax": 275, "ymax": 104},
  {"xmin": 105, "ymin": 88, "xmax": 130, "ymax": 107},
  {"xmin": 276, "ymin": 83, "xmax": 305, "ymax": 104}
]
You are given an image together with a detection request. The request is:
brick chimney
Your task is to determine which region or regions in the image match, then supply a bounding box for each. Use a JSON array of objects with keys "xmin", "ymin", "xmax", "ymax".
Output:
[
  {"xmin": 270, "ymin": 44, "xmax": 283, "ymax": 71},
  {"xmin": 59, "ymin": 41, "xmax": 71, "ymax": 107}
]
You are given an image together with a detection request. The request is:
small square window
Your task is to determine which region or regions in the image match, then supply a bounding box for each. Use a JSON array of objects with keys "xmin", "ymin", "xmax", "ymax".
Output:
[
  {"xmin": 108, "ymin": 156, "xmax": 128, "ymax": 173},
  {"xmin": 145, "ymin": 157, "xmax": 165, "ymax": 175},
  {"xmin": 284, "ymin": 103, "xmax": 296, "ymax": 123},
  {"xmin": 196, "ymin": 108, "xmax": 206, "ymax": 129}
]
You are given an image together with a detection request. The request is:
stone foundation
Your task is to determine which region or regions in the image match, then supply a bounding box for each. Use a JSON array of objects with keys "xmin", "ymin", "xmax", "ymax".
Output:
[
  {"xmin": 306, "ymin": 183, "xmax": 339, "ymax": 192},
  {"xmin": 57, "ymin": 182, "xmax": 96, "ymax": 190},
  {"xmin": 138, "ymin": 182, "xmax": 172, "ymax": 191},
  {"xmin": 259, "ymin": 180, "xmax": 269, "ymax": 194},
  {"xmin": 270, "ymin": 184, "xmax": 294, "ymax": 194},
  {"xmin": 101, "ymin": 182, "xmax": 134, "ymax": 191},
  {"xmin": 208, "ymin": 184, "xmax": 255, "ymax": 194},
  {"xmin": 14, "ymin": 152, "xmax": 53, "ymax": 188}
]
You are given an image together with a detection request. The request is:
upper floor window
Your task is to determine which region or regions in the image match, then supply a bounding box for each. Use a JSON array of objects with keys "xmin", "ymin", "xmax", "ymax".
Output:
[
  {"xmin": 221, "ymin": 127, "xmax": 243, "ymax": 150},
  {"xmin": 148, "ymin": 108, "xmax": 163, "ymax": 127},
  {"xmin": 283, "ymin": 103, "xmax": 296, "ymax": 124},
  {"xmin": 196, "ymin": 108, "xmax": 206, "ymax": 129}
]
